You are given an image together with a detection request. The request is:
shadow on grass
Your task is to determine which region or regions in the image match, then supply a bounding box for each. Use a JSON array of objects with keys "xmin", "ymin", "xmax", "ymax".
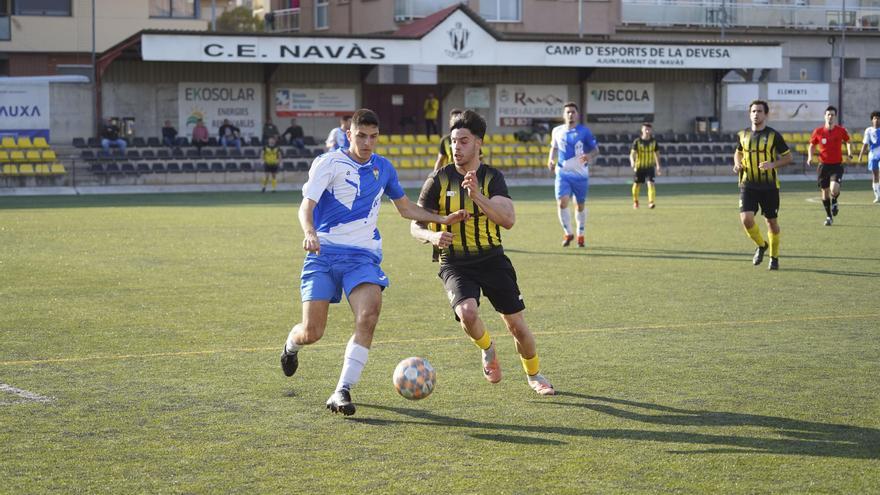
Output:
[
  {"xmin": 506, "ymin": 246, "xmax": 880, "ymax": 265},
  {"xmin": 353, "ymin": 395, "xmax": 879, "ymax": 459}
]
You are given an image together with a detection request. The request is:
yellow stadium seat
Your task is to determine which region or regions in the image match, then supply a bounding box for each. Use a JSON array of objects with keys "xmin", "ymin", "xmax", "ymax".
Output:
[
  {"xmin": 800, "ymin": 132, "xmax": 811, "ymax": 143},
  {"xmin": 490, "ymin": 135, "xmax": 505, "ymax": 144},
  {"xmin": 1, "ymin": 136, "xmax": 17, "ymax": 148},
  {"xmin": 415, "ymin": 135, "xmax": 430, "ymax": 145},
  {"xmin": 400, "ymin": 146, "xmax": 414, "ymax": 156},
  {"xmin": 0, "ymin": 150, "xmax": 8, "ymax": 162},
  {"xmin": 515, "ymin": 157, "xmax": 529, "ymax": 167},
  {"xmin": 782, "ymin": 133, "xmax": 794, "ymax": 143},
  {"xmin": 16, "ymin": 136, "xmax": 33, "ymax": 148},
  {"xmin": 527, "ymin": 145, "xmax": 541, "ymax": 154},
  {"xmin": 50, "ymin": 163, "xmax": 66, "ymax": 175},
  {"xmin": 2, "ymin": 164, "xmax": 18, "ymax": 175},
  {"xmin": 389, "ymin": 135, "xmax": 403, "ymax": 144},
  {"xmin": 514, "ymin": 145, "xmax": 529, "ymax": 154},
  {"xmin": 35, "ymin": 164, "xmax": 51, "ymax": 175},
  {"xmin": 530, "ymin": 155, "xmax": 544, "ymax": 167},
  {"xmin": 399, "ymin": 159, "xmax": 414, "ymax": 169},
  {"xmin": 503, "ymin": 134, "xmax": 517, "ymax": 144},
  {"xmin": 377, "ymin": 135, "xmax": 390, "ymax": 145},
  {"xmin": 503, "ymin": 145, "xmax": 517, "ymax": 155},
  {"xmin": 374, "ymin": 146, "xmax": 388, "ymax": 156},
  {"xmin": 413, "ymin": 145, "xmax": 427, "ymax": 156},
  {"xmin": 33, "ymin": 137, "xmax": 49, "ymax": 148},
  {"xmin": 795, "ymin": 143, "xmax": 807, "ymax": 153},
  {"xmin": 41, "ymin": 150, "xmax": 57, "ymax": 161},
  {"xmin": 18, "ymin": 163, "xmax": 36, "ymax": 175},
  {"xmin": 502, "ymin": 157, "xmax": 515, "ymax": 168},
  {"xmin": 489, "ymin": 144, "xmax": 505, "ymax": 156},
  {"xmin": 850, "ymin": 133, "xmax": 862, "ymax": 143},
  {"xmin": 10, "ymin": 150, "xmax": 26, "ymax": 162},
  {"xmin": 387, "ymin": 146, "xmax": 401, "ymax": 156},
  {"xmin": 25, "ymin": 150, "xmax": 41, "ymax": 161},
  {"xmin": 402, "ymin": 134, "xmax": 416, "ymax": 144}
]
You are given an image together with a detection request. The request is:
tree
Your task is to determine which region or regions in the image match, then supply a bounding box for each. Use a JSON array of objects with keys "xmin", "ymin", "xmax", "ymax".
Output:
[{"xmin": 216, "ymin": 6, "xmax": 264, "ymax": 33}]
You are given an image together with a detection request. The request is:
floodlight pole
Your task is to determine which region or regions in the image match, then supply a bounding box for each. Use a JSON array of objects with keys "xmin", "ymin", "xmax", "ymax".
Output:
[
  {"xmin": 578, "ymin": 0, "xmax": 584, "ymax": 38},
  {"xmin": 91, "ymin": 0, "xmax": 97, "ymax": 133},
  {"xmin": 211, "ymin": 0, "xmax": 216, "ymax": 31},
  {"xmin": 838, "ymin": 0, "xmax": 846, "ymax": 124}
]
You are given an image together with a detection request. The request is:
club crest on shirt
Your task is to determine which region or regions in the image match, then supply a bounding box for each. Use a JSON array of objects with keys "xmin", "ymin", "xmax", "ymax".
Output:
[
  {"xmin": 446, "ymin": 190, "xmax": 456, "ymax": 197},
  {"xmin": 373, "ymin": 167, "xmax": 379, "ymax": 179}
]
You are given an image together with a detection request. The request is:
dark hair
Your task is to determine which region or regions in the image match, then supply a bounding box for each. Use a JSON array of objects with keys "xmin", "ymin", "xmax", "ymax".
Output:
[
  {"xmin": 450, "ymin": 109, "xmax": 487, "ymax": 139},
  {"xmin": 872, "ymin": 111, "xmax": 880, "ymax": 120},
  {"xmin": 449, "ymin": 108, "xmax": 463, "ymax": 117},
  {"xmin": 563, "ymin": 102, "xmax": 579, "ymax": 112},
  {"xmin": 341, "ymin": 115, "xmax": 352, "ymax": 122},
  {"xmin": 825, "ymin": 105, "xmax": 837, "ymax": 115},
  {"xmin": 351, "ymin": 109, "xmax": 379, "ymax": 128},
  {"xmin": 641, "ymin": 122, "xmax": 653, "ymax": 128},
  {"xmin": 749, "ymin": 100, "xmax": 769, "ymax": 114}
]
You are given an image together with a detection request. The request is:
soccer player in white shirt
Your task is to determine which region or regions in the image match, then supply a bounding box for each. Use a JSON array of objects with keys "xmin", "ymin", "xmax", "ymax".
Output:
[
  {"xmin": 280, "ymin": 109, "xmax": 469, "ymax": 416},
  {"xmin": 325, "ymin": 115, "xmax": 352, "ymax": 152},
  {"xmin": 857, "ymin": 111, "xmax": 880, "ymax": 203}
]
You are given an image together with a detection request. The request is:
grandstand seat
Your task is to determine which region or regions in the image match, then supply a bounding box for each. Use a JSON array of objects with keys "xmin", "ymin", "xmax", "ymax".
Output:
[
  {"xmin": 303, "ymin": 136, "xmax": 316, "ymax": 146},
  {"xmin": 72, "ymin": 137, "xmax": 87, "ymax": 148},
  {"xmin": 247, "ymin": 137, "xmax": 259, "ymax": 147},
  {"xmin": 35, "ymin": 164, "xmax": 51, "ymax": 175},
  {"xmin": 211, "ymin": 162, "xmax": 225, "ymax": 172},
  {"xmin": 387, "ymin": 146, "xmax": 400, "ymax": 156},
  {"xmin": 147, "ymin": 137, "xmax": 161, "ymax": 147},
  {"xmin": 10, "ymin": 150, "xmax": 26, "ymax": 162},
  {"xmin": 281, "ymin": 161, "xmax": 294, "ymax": 172},
  {"xmin": 105, "ymin": 163, "xmax": 121, "ymax": 175},
  {"xmin": 399, "ymin": 159, "xmax": 414, "ymax": 169},
  {"xmin": 607, "ymin": 157, "xmax": 622, "ymax": 167},
  {"xmin": 39, "ymin": 149, "xmax": 56, "ymax": 162},
  {"xmin": 214, "ymin": 148, "xmax": 228, "ymax": 158},
  {"xmin": 2, "ymin": 136, "xmax": 18, "ymax": 149},
  {"xmin": 18, "ymin": 163, "xmax": 36, "ymax": 175},
  {"xmin": 32, "ymin": 137, "xmax": 49, "ymax": 148},
  {"xmin": 700, "ymin": 145, "xmax": 712, "ymax": 154},
  {"xmin": 185, "ymin": 149, "xmax": 200, "ymax": 159},
  {"xmin": 229, "ymin": 149, "xmax": 243, "ymax": 158},
  {"xmin": 296, "ymin": 160, "xmax": 309, "ymax": 171},
  {"xmin": 171, "ymin": 148, "xmax": 184, "ymax": 158},
  {"xmin": 156, "ymin": 149, "xmax": 170, "ymax": 159},
  {"xmin": 413, "ymin": 145, "xmax": 427, "ymax": 156},
  {"xmin": 224, "ymin": 162, "xmax": 239, "ymax": 172},
  {"xmin": 10, "ymin": 136, "xmax": 27, "ymax": 148},
  {"xmin": 141, "ymin": 149, "xmax": 155, "ymax": 160},
  {"xmin": 389, "ymin": 135, "xmax": 403, "ymax": 144},
  {"xmin": 240, "ymin": 162, "xmax": 254, "ymax": 172},
  {"xmin": 181, "ymin": 163, "xmax": 196, "ymax": 173},
  {"xmin": 502, "ymin": 157, "xmax": 515, "ymax": 168},
  {"xmin": 503, "ymin": 145, "xmax": 517, "ymax": 155},
  {"xmin": 400, "ymin": 146, "xmax": 414, "ymax": 156},
  {"xmin": 126, "ymin": 150, "xmax": 141, "ymax": 160},
  {"xmin": 527, "ymin": 144, "xmax": 541, "ymax": 154},
  {"xmin": 88, "ymin": 163, "xmax": 105, "ymax": 175},
  {"xmin": 700, "ymin": 156, "xmax": 715, "ymax": 166},
  {"xmin": 166, "ymin": 162, "xmax": 181, "ymax": 173},
  {"xmin": 415, "ymin": 135, "xmax": 430, "ymax": 145},
  {"xmin": 195, "ymin": 162, "xmax": 209, "ymax": 173},
  {"xmin": 50, "ymin": 163, "xmax": 66, "ymax": 175},
  {"xmin": 133, "ymin": 137, "xmax": 147, "ymax": 147},
  {"xmin": 201, "ymin": 148, "xmax": 215, "ymax": 158},
  {"xmin": 207, "ymin": 137, "xmax": 218, "ymax": 146},
  {"xmin": 25, "ymin": 150, "xmax": 41, "ymax": 161},
  {"xmin": 0, "ymin": 150, "xmax": 7, "ymax": 162},
  {"xmin": 136, "ymin": 163, "xmax": 151, "ymax": 174},
  {"xmin": 679, "ymin": 156, "xmax": 692, "ymax": 166},
  {"xmin": 151, "ymin": 162, "xmax": 166, "ymax": 173},
  {"xmin": 121, "ymin": 163, "xmax": 137, "ymax": 175},
  {"xmin": 87, "ymin": 137, "xmax": 100, "ymax": 148},
  {"xmin": 666, "ymin": 156, "xmax": 680, "ymax": 166},
  {"xmin": 2, "ymin": 164, "xmax": 18, "ymax": 175},
  {"xmin": 502, "ymin": 134, "xmax": 517, "ymax": 144},
  {"xmin": 377, "ymin": 135, "xmax": 390, "ymax": 145},
  {"xmin": 402, "ymin": 134, "xmax": 416, "ymax": 144},
  {"xmin": 243, "ymin": 149, "xmax": 257, "ymax": 158},
  {"xmin": 515, "ymin": 157, "xmax": 528, "ymax": 167},
  {"xmin": 176, "ymin": 137, "xmax": 189, "ymax": 147}
]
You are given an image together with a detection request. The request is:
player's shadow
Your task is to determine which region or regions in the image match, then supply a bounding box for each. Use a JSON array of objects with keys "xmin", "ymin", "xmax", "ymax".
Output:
[
  {"xmin": 355, "ymin": 395, "xmax": 879, "ymax": 459},
  {"xmin": 782, "ymin": 267, "xmax": 880, "ymax": 278}
]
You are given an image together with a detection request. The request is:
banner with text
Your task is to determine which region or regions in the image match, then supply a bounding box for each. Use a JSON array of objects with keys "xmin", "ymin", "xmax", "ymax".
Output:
[
  {"xmin": 275, "ymin": 88, "xmax": 356, "ymax": 117},
  {"xmin": 178, "ymin": 83, "xmax": 263, "ymax": 138},
  {"xmin": 495, "ymin": 85, "xmax": 568, "ymax": 127},
  {"xmin": 767, "ymin": 83, "xmax": 829, "ymax": 122},
  {"xmin": 0, "ymin": 82, "xmax": 50, "ymax": 140},
  {"xmin": 586, "ymin": 83, "xmax": 654, "ymax": 123}
]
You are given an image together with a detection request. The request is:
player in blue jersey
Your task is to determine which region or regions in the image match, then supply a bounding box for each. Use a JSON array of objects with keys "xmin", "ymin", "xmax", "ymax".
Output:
[
  {"xmin": 547, "ymin": 102, "xmax": 600, "ymax": 247},
  {"xmin": 280, "ymin": 109, "xmax": 469, "ymax": 416},
  {"xmin": 325, "ymin": 115, "xmax": 352, "ymax": 152},
  {"xmin": 857, "ymin": 110, "xmax": 880, "ymax": 203}
]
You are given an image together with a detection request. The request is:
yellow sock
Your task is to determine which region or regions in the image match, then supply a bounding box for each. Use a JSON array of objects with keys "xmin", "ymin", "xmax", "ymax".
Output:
[
  {"xmin": 271, "ymin": 177, "xmax": 277, "ymax": 190},
  {"xmin": 632, "ymin": 183, "xmax": 640, "ymax": 202},
  {"xmin": 648, "ymin": 183, "xmax": 656, "ymax": 203},
  {"xmin": 768, "ymin": 231, "xmax": 779, "ymax": 258},
  {"xmin": 520, "ymin": 354, "xmax": 540, "ymax": 376},
  {"xmin": 261, "ymin": 176, "xmax": 268, "ymax": 187},
  {"xmin": 744, "ymin": 224, "xmax": 766, "ymax": 247},
  {"xmin": 471, "ymin": 329, "xmax": 492, "ymax": 351}
]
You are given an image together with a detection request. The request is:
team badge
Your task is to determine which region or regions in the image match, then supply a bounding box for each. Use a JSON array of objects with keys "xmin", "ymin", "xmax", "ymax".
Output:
[{"xmin": 373, "ymin": 167, "xmax": 379, "ymax": 179}]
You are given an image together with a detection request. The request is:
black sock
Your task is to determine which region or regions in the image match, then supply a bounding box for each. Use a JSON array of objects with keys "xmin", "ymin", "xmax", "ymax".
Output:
[
  {"xmin": 822, "ymin": 199, "xmax": 832, "ymax": 217},
  {"xmin": 831, "ymin": 196, "xmax": 838, "ymax": 205}
]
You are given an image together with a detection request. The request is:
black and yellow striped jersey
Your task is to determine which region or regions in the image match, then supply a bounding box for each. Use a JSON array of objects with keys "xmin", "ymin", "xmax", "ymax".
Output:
[
  {"xmin": 418, "ymin": 163, "xmax": 510, "ymax": 264},
  {"xmin": 736, "ymin": 127, "xmax": 791, "ymax": 189},
  {"xmin": 438, "ymin": 135, "xmax": 452, "ymax": 162},
  {"xmin": 631, "ymin": 138, "xmax": 658, "ymax": 169},
  {"xmin": 263, "ymin": 145, "xmax": 281, "ymax": 165}
]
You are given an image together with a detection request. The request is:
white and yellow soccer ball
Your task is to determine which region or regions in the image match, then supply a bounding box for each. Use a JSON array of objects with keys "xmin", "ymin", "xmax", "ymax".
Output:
[{"xmin": 392, "ymin": 357, "xmax": 436, "ymax": 400}]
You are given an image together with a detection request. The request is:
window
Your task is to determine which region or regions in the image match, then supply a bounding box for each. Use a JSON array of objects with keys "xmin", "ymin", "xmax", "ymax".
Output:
[
  {"xmin": 149, "ymin": 0, "xmax": 198, "ymax": 19},
  {"xmin": 315, "ymin": 0, "xmax": 328, "ymax": 29},
  {"xmin": 13, "ymin": 0, "xmax": 71, "ymax": 16},
  {"xmin": 866, "ymin": 59, "xmax": 880, "ymax": 78},
  {"xmin": 789, "ymin": 57, "xmax": 826, "ymax": 81},
  {"xmin": 479, "ymin": 0, "xmax": 521, "ymax": 22}
]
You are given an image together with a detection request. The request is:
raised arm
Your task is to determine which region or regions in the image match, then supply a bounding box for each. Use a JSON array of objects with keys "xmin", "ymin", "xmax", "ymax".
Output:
[{"xmin": 461, "ymin": 171, "xmax": 515, "ymax": 229}]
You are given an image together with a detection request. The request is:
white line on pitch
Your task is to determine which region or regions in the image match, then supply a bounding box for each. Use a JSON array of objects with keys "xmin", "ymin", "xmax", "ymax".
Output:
[{"xmin": 0, "ymin": 383, "xmax": 54, "ymax": 404}]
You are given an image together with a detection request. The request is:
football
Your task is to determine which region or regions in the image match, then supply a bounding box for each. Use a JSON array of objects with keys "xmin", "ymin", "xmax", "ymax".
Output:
[{"xmin": 392, "ymin": 357, "xmax": 436, "ymax": 400}]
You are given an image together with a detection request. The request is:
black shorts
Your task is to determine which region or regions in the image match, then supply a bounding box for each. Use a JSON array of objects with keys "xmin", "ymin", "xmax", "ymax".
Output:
[
  {"xmin": 438, "ymin": 253, "xmax": 525, "ymax": 320},
  {"xmin": 817, "ymin": 163, "xmax": 844, "ymax": 189},
  {"xmin": 739, "ymin": 187, "xmax": 779, "ymax": 219},
  {"xmin": 633, "ymin": 168, "xmax": 656, "ymax": 184},
  {"xmin": 264, "ymin": 164, "xmax": 280, "ymax": 173}
]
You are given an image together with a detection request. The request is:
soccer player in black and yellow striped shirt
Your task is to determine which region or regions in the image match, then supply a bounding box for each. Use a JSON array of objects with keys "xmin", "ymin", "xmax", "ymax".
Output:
[
  {"xmin": 629, "ymin": 123, "xmax": 662, "ymax": 209},
  {"xmin": 734, "ymin": 100, "xmax": 793, "ymax": 270},
  {"xmin": 260, "ymin": 136, "xmax": 283, "ymax": 193},
  {"xmin": 412, "ymin": 110, "xmax": 555, "ymax": 395},
  {"xmin": 433, "ymin": 108, "xmax": 464, "ymax": 171}
]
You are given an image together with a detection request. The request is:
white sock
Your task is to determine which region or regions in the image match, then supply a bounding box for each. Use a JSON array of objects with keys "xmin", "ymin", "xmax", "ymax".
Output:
[
  {"xmin": 558, "ymin": 207, "xmax": 572, "ymax": 235},
  {"xmin": 874, "ymin": 183, "xmax": 880, "ymax": 198},
  {"xmin": 576, "ymin": 208, "xmax": 587, "ymax": 235},
  {"xmin": 336, "ymin": 336, "xmax": 369, "ymax": 391},
  {"xmin": 285, "ymin": 325, "xmax": 302, "ymax": 353}
]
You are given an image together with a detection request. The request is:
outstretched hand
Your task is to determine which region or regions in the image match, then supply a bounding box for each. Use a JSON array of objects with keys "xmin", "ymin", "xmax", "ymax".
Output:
[{"xmin": 461, "ymin": 171, "xmax": 482, "ymax": 199}]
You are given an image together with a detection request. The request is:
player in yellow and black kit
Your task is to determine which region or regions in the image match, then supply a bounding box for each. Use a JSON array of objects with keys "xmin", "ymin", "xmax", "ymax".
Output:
[
  {"xmin": 734, "ymin": 100, "xmax": 793, "ymax": 271},
  {"xmin": 261, "ymin": 136, "xmax": 283, "ymax": 193},
  {"xmin": 412, "ymin": 110, "xmax": 555, "ymax": 396},
  {"xmin": 629, "ymin": 122, "xmax": 662, "ymax": 209},
  {"xmin": 433, "ymin": 108, "xmax": 463, "ymax": 172}
]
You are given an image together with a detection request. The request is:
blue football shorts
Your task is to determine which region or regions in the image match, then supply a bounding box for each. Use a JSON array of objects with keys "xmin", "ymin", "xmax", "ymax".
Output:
[
  {"xmin": 554, "ymin": 172, "xmax": 589, "ymax": 204},
  {"xmin": 300, "ymin": 252, "xmax": 388, "ymax": 303}
]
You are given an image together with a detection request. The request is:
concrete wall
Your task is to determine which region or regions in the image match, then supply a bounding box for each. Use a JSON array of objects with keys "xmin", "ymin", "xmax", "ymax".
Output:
[{"xmin": 49, "ymin": 82, "xmax": 93, "ymax": 144}]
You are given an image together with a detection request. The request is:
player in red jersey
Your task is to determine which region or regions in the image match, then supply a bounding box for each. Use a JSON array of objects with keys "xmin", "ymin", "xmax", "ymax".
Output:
[{"xmin": 807, "ymin": 106, "xmax": 853, "ymax": 226}]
